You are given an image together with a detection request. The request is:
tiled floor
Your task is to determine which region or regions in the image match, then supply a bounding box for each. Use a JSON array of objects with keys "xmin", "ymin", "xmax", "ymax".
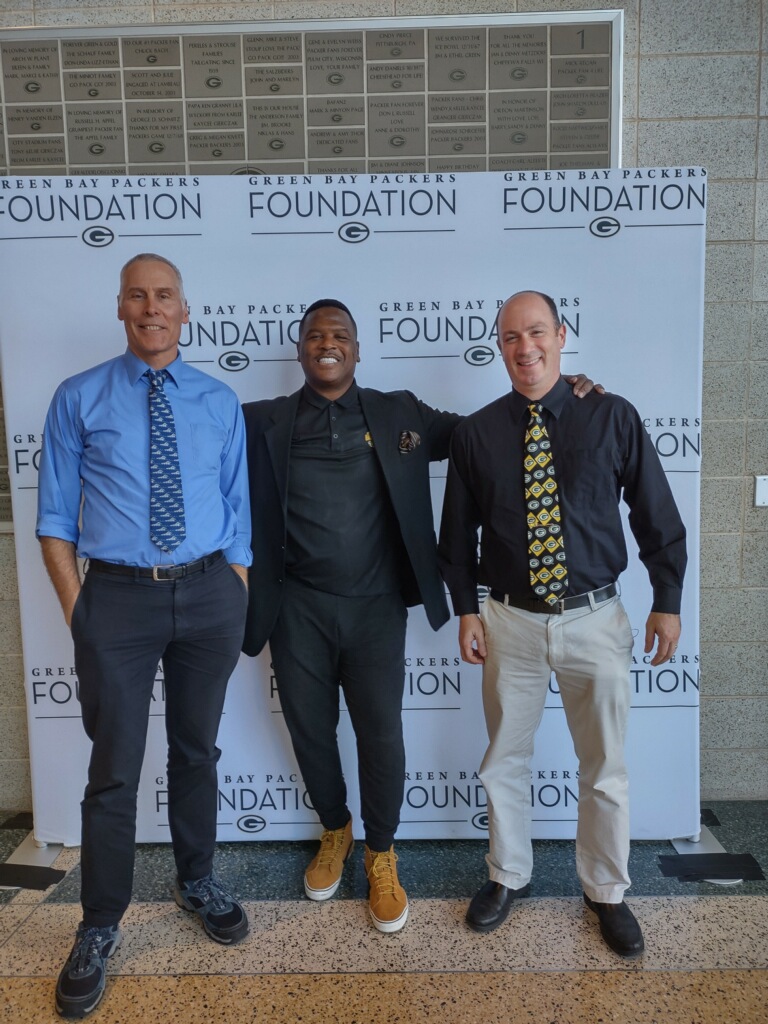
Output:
[{"xmin": 1, "ymin": 802, "xmax": 766, "ymax": 1023}]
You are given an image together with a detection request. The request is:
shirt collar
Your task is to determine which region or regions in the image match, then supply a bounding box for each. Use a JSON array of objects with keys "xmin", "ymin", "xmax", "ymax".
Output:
[
  {"xmin": 301, "ymin": 379, "xmax": 359, "ymax": 410},
  {"xmin": 122, "ymin": 348, "xmax": 184, "ymax": 388},
  {"xmin": 508, "ymin": 376, "xmax": 571, "ymax": 421}
]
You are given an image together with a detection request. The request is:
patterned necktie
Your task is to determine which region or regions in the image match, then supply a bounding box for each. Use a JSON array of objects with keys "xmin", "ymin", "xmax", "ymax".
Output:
[
  {"xmin": 524, "ymin": 402, "xmax": 568, "ymax": 605},
  {"xmin": 146, "ymin": 369, "xmax": 186, "ymax": 553}
]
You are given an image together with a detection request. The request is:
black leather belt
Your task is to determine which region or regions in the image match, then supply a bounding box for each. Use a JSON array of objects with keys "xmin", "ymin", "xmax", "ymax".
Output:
[
  {"xmin": 489, "ymin": 582, "xmax": 618, "ymax": 615},
  {"xmin": 88, "ymin": 551, "xmax": 223, "ymax": 581}
]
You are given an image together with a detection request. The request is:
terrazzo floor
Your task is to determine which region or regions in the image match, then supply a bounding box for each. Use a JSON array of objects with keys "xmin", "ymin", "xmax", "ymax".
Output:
[{"xmin": 0, "ymin": 801, "xmax": 766, "ymax": 1023}]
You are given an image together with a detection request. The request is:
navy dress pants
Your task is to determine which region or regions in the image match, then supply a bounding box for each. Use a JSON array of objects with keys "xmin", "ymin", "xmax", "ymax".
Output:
[{"xmin": 71, "ymin": 554, "xmax": 247, "ymax": 927}]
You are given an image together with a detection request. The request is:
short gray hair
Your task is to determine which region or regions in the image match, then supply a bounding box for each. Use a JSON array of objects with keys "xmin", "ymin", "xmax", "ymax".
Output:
[{"xmin": 119, "ymin": 253, "xmax": 186, "ymax": 302}]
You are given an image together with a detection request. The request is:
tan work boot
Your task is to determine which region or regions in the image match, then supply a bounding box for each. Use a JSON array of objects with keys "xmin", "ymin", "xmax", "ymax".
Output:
[
  {"xmin": 364, "ymin": 845, "xmax": 409, "ymax": 933},
  {"xmin": 304, "ymin": 820, "xmax": 354, "ymax": 901}
]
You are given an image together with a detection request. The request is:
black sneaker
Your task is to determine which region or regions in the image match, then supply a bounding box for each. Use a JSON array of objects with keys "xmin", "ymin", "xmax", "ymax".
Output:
[
  {"xmin": 174, "ymin": 873, "xmax": 249, "ymax": 944},
  {"xmin": 55, "ymin": 922, "xmax": 122, "ymax": 1019}
]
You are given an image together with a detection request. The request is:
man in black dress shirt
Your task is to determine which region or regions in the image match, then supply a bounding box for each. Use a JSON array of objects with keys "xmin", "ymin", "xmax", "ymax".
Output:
[{"xmin": 438, "ymin": 290, "xmax": 686, "ymax": 956}]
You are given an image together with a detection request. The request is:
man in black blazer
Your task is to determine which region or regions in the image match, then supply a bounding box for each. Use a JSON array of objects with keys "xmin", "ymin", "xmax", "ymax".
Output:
[
  {"xmin": 242, "ymin": 299, "xmax": 458, "ymax": 933},
  {"xmin": 242, "ymin": 299, "xmax": 595, "ymax": 934}
]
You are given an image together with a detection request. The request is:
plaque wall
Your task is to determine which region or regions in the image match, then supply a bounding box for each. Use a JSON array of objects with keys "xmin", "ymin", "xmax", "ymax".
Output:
[{"xmin": 0, "ymin": 13, "xmax": 621, "ymax": 176}]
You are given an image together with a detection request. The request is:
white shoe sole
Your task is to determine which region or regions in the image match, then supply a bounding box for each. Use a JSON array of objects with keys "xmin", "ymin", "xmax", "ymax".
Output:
[
  {"xmin": 370, "ymin": 902, "xmax": 409, "ymax": 933},
  {"xmin": 304, "ymin": 838, "xmax": 354, "ymax": 901},
  {"xmin": 304, "ymin": 876, "xmax": 342, "ymax": 901}
]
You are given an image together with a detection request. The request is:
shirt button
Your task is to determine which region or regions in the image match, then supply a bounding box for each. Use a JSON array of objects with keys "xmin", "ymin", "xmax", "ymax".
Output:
[{"xmin": 333, "ymin": 433, "xmax": 339, "ymax": 439}]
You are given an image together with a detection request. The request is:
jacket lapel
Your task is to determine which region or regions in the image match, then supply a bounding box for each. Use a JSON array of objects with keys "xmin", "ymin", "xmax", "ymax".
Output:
[
  {"xmin": 358, "ymin": 388, "xmax": 397, "ymax": 478},
  {"xmin": 264, "ymin": 389, "xmax": 302, "ymax": 514}
]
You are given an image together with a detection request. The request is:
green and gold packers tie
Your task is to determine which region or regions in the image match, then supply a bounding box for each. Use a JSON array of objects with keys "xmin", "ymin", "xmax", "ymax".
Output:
[{"xmin": 524, "ymin": 402, "xmax": 568, "ymax": 606}]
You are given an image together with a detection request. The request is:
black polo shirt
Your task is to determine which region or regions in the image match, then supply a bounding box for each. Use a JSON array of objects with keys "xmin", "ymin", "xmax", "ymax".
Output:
[{"xmin": 285, "ymin": 382, "xmax": 405, "ymax": 597}]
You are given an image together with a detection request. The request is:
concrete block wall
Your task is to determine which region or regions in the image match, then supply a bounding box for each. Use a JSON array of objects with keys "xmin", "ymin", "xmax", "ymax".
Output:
[{"xmin": 0, "ymin": 0, "xmax": 765, "ymax": 808}]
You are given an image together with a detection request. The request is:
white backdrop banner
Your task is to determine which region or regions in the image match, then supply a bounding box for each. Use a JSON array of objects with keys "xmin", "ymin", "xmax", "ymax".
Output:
[{"xmin": 0, "ymin": 168, "xmax": 704, "ymax": 845}]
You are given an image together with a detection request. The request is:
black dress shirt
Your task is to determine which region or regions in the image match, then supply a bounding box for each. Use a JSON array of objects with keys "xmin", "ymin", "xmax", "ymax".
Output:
[
  {"xmin": 285, "ymin": 382, "xmax": 404, "ymax": 597},
  {"xmin": 438, "ymin": 377, "xmax": 687, "ymax": 616}
]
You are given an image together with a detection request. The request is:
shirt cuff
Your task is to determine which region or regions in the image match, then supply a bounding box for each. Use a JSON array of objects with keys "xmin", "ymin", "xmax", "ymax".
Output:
[
  {"xmin": 650, "ymin": 586, "xmax": 682, "ymax": 615},
  {"xmin": 223, "ymin": 545, "xmax": 252, "ymax": 567},
  {"xmin": 449, "ymin": 587, "xmax": 480, "ymax": 617},
  {"xmin": 35, "ymin": 519, "xmax": 79, "ymax": 544}
]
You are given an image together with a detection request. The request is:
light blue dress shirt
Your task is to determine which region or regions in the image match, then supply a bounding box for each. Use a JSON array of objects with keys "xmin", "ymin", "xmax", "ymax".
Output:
[{"xmin": 36, "ymin": 349, "xmax": 252, "ymax": 567}]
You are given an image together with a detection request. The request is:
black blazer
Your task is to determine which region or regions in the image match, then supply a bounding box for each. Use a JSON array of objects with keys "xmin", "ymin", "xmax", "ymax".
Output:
[{"xmin": 242, "ymin": 386, "xmax": 461, "ymax": 656}]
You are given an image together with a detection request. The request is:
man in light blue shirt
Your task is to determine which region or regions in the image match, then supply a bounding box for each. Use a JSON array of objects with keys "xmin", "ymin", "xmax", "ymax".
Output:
[{"xmin": 37, "ymin": 253, "xmax": 252, "ymax": 1020}]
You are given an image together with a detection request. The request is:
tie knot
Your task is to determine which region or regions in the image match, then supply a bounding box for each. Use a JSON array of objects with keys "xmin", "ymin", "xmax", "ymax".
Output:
[
  {"xmin": 146, "ymin": 369, "xmax": 167, "ymax": 392},
  {"xmin": 528, "ymin": 402, "xmax": 542, "ymax": 418}
]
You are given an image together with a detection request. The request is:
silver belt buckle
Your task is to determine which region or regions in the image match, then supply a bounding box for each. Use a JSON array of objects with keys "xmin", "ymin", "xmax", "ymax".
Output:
[
  {"xmin": 555, "ymin": 598, "xmax": 566, "ymax": 614},
  {"xmin": 152, "ymin": 565, "xmax": 170, "ymax": 581}
]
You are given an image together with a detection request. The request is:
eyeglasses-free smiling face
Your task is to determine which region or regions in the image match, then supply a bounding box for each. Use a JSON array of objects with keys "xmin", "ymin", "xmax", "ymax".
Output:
[
  {"xmin": 117, "ymin": 259, "xmax": 189, "ymax": 369},
  {"xmin": 496, "ymin": 291, "xmax": 566, "ymax": 400},
  {"xmin": 297, "ymin": 306, "xmax": 360, "ymax": 400}
]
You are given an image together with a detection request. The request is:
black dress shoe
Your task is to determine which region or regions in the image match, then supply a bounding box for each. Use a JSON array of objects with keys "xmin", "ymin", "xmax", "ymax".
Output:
[
  {"xmin": 583, "ymin": 893, "xmax": 644, "ymax": 957},
  {"xmin": 466, "ymin": 879, "xmax": 531, "ymax": 933}
]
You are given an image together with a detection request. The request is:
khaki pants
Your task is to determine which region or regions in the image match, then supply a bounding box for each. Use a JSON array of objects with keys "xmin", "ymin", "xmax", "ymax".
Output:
[{"xmin": 479, "ymin": 593, "xmax": 634, "ymax": 904}]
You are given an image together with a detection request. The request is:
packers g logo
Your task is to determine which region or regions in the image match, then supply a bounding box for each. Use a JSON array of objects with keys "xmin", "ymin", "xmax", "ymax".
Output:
[
  {"xmin": 219, "ymin": 352, "xmax": 249, "ymax": 372},
  {"xmin": 237, "ymin": 814, "xmax": 266, "ymax": 833},
  {"xmin": 82, "ymin": 225, "xmax": 114, "ymax": 247},
  {"xmin": 589, "ymin": 216, "xmax": 621, "ymax": 238},
  {"xmin": 464, "ymin": 345, "xmax": 495, "ymax": 367},
  {"xmin": 472, "ymin": 812, "xmax": 489, "ymax": 830},
  {"xmin": 338, "ymin": 222, "xmax": 370, "ymax": 243}
]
